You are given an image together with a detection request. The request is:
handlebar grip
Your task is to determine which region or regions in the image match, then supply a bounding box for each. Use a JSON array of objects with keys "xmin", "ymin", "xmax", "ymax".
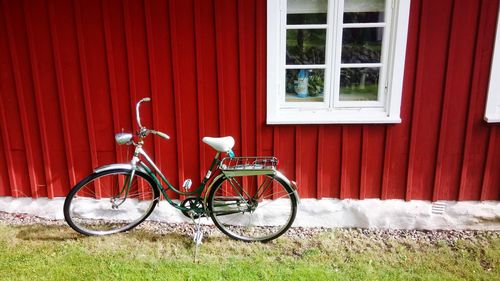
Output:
[
  {"xmin": 152, "ymin": 130, "xmax": 170, "ymax": 140},
  {"xmin": 142, "ymin": 97, "xmax": 151, "ymax": 102}
]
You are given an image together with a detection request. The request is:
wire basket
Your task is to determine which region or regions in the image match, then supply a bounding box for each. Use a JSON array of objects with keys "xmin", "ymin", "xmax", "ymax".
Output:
[{"xmin": 219, "ymin": 157, "xmax": 278, "ymax": 171}]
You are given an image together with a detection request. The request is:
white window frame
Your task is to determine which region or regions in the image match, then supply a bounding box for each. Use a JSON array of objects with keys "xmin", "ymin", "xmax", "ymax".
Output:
[
  {"xmin": 485, "ymin": 9, "xmax": 500, "ymax": 123},
  {"xmin": 267, "ymin": 0, "xmax": 411, "ymax": 124}
]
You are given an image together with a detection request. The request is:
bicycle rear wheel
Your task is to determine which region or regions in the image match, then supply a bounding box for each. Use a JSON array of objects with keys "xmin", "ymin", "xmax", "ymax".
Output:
[
  {"xmin": 207, "ymin": 173, "xmax": 297, "ymax": 242},
  {"xmin": 64, "ymin": 169, "xmax": 159, "ymax": 236}
]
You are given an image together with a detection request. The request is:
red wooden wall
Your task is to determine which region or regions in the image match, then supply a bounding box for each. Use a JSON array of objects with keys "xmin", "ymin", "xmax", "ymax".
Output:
[{"xmin": 0, "ymin": 0, "xmax": 499, "ymax": 200}]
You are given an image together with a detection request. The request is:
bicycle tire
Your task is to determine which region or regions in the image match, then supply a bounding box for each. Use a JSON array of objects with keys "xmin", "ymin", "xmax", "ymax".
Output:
[
  {"xmin": 207, "ymin": 173, "xmax": 298, "ymax": 242},
  {"xmin": 64, "ymin": 169, "xmax": 160, "ymax": 236}
]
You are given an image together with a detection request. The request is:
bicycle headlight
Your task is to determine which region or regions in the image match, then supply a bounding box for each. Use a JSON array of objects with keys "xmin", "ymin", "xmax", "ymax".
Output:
[{"xmin": 115, "ymin": 133, "xmax": 133, "ymax": 145}]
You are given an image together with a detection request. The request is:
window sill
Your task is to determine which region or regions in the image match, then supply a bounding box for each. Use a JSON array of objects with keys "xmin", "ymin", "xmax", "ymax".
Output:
[
  {"xmin": 484, "ymin": 114, "xmax": 500, "ymax": 123},
  {"xmin": 267, "ymin": 108, "xmax": 402, "ymax": 124}
]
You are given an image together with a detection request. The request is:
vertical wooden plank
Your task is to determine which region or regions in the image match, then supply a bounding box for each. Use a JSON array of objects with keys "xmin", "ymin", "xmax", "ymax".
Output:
[
  {"xmin": 25, "ymin": 0, "xmax": 70, "ymax": 197},
  {"xmin": 0, "ymin": 10, "xmax": 20, "ymax": 196},
  {"xmin": 214, "ymin": 0, "xmax": 241, "ymax": 148},
  {"xmin": 48, "ymin": 3, "xmax": 71, "ymax": 191},
  {"xmin": 123, "ymin": 0, "xmax": 139, "ymax": 126},
  {"xmin": 255, "ymin": 0, "xmax": 273, "ymax": 158},
  {"xmin": 144, "ymin": 0, "xmax": 163, "ymax": 177},
  {"xmin": 481, "ymin": 127, "xmax": 500, "ymax": 200},
  {"xmin": 102, "ymin": 0, "xmax": 124, "ymax": 165},
  {"xmin": 47, "ymin": 0, "xmax": 86, "ymax": 190},
  {"xmin": 123, "ymin": 0, "xmax": 155, "ymax": 172},
  {"xmin": 23, "ymin": 0, "xmax": 56, "ymax": 198},
  {"xmin": 100, "ymin": 0, "xmax": 134, "ymax": 171},
  {"xmin": 381, "ymin": 0, "xmax": 421, "ymax": 200},
  {"xmin": 194, "ymin": 0, "xmax": 220, "ymax": 175},
  {"xmin": 241, "ymin": 0, "xmax": 257, "ymax": 158},
  {"xmin": 73, "ymin": 0, "xmax": 101, "ymax": 197},
  {"xmin": 273, "ymin": 127, "xmax": 280, "ymax": 199},
  {"xmin": 236, "ymin": 0, "xmax": 257, "ymax": 166},
  {"xmin": 295, "ymin": 127, "xmax": 302, "ymax": 190},
  {"xmin": 360, "ymin": 126, "xmax": 385, "ymax": 199},
  {"xmin": 459, "ymin": 0, "xmax": 499, "ymax": 200},
  {"xmin": 167, "ymin": 0, "xmax": 186, "ymax": 194},
  {"xmin": 2, "ymin": 0, "xmax": 43, "ymax": 197},
  {"xmin": 317, "ymin": 127, "xmax": 325, "ymax": 198},
  {"xmin": 406, "ymin": 0, "xmax": 454, "ymax": 201},
  {"xmin": 0, "ymin": 104, "xmax": 16, "ymax": 196},
  {"xmin": 0, "ymin": 130, "xmax": 11, "ymax": 196},
  {"xmin": 276, "ymin": 127, "xmax": 296, "ymax": 186},
  {"xmin": 189, "ymin": 0, "xmax": 205, "ymax": 179},
  {"xmin": 167, "ymin": 0, "xmax": 200, "ymax": 191},
  {"xmin": 296, "ymin": 126, "xmax": 318, "ymax": 198},
  {"xmin": 143, "ymin": 0, "xmax": 179, "ymax": 196},
  {"xmin": 317, "ymin": 126, "xmax": 341, "ymax": 198},
  {"xmin": 340, "ymin": 126, "xmax": 362, "ymax": 199},
  {"xmin": 194, "ymin": 1, "xmax": 220, "ymax": 139},
  {"xmin": 433, "ymin": 0, "xmax": 481, "ymax": 201},
  {"xmin": 123, "ymin": 0, "xmax": 156, "ymax": 199},
  {"xmin": 123, "ymin": 0, "xmax": 154, "ymax": 139}
]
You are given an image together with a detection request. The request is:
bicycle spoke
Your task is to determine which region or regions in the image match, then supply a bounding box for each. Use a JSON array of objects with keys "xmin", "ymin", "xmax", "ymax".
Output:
[
  {"xmin": 255, "ymin": 177, "xmax": 273, "ymax": 199},
  {"xmin": 65, "ymin": 170, "xmax": 158, "ymax": 236},
  {"xmin": 209, "ymin": 174, "xmax": 297, "ymax": 242},
  {"xmin": 226, "ymin": 178, "xmax": 252, "ymax": 202}
]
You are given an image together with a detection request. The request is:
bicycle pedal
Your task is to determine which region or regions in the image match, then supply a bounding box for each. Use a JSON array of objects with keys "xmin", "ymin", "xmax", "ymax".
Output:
[{"xmin": 182, "ymin": 179, "xmax": 192, "ymax": 191}]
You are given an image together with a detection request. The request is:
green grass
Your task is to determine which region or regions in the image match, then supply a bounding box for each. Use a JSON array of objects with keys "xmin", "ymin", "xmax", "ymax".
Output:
[{"xmin": 0, "ymin": 224, "xmax": 498, "ymax": 281}]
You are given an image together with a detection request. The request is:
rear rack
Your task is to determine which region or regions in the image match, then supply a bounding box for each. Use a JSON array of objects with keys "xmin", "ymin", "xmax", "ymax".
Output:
[{"xmin": 219, "ymin": 157, "xmax": 278, "ymax": 171}]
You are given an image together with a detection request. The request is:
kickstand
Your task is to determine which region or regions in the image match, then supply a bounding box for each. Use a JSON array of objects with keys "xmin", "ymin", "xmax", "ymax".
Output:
[{"xmin": 190, "ymin": 213, "xmax": 203, "ymax": 263}]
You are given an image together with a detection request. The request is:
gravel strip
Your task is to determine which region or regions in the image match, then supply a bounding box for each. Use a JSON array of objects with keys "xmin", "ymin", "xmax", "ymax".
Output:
[{"xmin": 1, "ymin": 211, "xmax": 497, "ymax": 245}]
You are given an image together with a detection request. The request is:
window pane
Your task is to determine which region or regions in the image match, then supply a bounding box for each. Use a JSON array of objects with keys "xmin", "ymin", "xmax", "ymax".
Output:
[
  {"xmin": 343, "ymin": 0, "xmax": 385, "ymax": 23},
  {"xmin": 286, "ymin": 69, "xmax": 325, "ymax": 102},
  {"xmin": 341, "ymin": 28, "xmax": 383, "ymax": 63},
  {"xmin": 287, "ymin": 0, "xmax": 328, "ymax": 24},
  {"xmin": 340, "ymin": 68, "xmax": 379, "ymax": 101},
  {"xmin": 287, "ymin": 29, "xmax": 326, "ymax": 65}
]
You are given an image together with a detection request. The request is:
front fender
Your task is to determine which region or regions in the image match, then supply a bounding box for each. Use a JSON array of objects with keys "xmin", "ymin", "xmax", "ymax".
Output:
[{"xmin": 94, "ymin": 163, "xmax": 147, "ymax": 174}]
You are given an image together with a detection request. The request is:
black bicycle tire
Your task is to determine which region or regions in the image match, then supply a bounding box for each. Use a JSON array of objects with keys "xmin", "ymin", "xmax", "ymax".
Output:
[
  {"xmin": 63, "ymin": 169, "xmax": 160, "ymax": 236},
  {"xmin": 207, "ymin": 174, "xmax": 298, "ymax": 243}
]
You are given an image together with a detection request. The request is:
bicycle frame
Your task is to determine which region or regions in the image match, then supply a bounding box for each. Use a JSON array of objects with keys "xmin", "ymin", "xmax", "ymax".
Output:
[
  {"xmin": 135, "ymin": 142, "xmax": 223, "ymax": 213},
  {"xmin": 95, "ymin": 98, "xmax": 290, "ymax": 215}
]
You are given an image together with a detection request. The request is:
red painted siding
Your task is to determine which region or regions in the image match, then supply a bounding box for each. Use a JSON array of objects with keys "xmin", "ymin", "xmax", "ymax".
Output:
[{"xmin": 0, "ymin": 0, "xmax": 498, "ymax": 200}]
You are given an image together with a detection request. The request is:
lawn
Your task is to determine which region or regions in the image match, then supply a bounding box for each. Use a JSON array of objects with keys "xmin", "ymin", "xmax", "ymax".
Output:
[{"xmin": 0, "ymin": 223, "xmax": 498, "ymax": 281}]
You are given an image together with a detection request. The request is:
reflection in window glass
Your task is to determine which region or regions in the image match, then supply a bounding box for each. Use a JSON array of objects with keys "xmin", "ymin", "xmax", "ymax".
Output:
[
  {"xmin": 287, "ymin": 0, "xmax": 328, "ymax": 24},
  {"xmin": 340, "ymin": 68, "xmax": 379, "ymax": 101},
  {"xmin": 288, "ymin": 14, "xmax": 327, "ymax": 25},
  {"xmin": 341, "ymin": 28, "xmax": 383, "ymax": 63},
  {"xmin": 343, "ymin": 0, "xmax": 385, "ymax": 23},
  {"xmin": 286, "ymin": 29, "xmax": 326, "ymax": 65},
  {"xmin": 285, "ymin": 69, "xmax": 325, "ymax": 102}
]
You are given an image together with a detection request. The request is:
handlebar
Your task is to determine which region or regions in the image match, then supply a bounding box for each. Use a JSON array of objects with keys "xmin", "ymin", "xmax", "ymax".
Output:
[
  {"xmin": 136, "ymin": 97, "xmax": 151, "ymax": 129},
  {"xmin": 135, "ymin": 97, "xmax": 170, "ymax": 141}
]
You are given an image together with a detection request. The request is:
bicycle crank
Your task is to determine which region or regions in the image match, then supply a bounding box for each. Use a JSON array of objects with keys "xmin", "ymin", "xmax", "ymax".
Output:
[{"xmin": 181, "ymin": 197, "xmax": 206, "ymax": 219}]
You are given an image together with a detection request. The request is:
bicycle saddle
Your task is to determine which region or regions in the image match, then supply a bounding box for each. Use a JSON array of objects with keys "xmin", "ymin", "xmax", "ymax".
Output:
[{"xmin": 202, "ymin": 136, "xmax": 235, "ymax": 153}]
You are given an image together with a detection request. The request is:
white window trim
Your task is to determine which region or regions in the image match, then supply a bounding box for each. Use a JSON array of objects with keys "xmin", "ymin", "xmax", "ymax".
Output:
[
  {"xmin": 485, "ymin": 9, "xmax": 500, "ymax": 123},
  {"xmin": 267, "ymin": 0, "xmax": 411, "ymax": 124}
]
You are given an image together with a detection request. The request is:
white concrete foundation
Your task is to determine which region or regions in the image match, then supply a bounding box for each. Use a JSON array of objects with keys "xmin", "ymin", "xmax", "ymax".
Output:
[{"xmin": 0, "ymin": 197, "xmax": 498, "ymax": 230}]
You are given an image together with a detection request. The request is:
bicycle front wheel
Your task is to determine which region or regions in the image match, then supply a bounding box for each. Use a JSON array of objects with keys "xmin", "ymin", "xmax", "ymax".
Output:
[
  {"xmin": 207, "ymin": 173, "xmax": 298, "ymax": 242},
  {"xmin": 64, "ymin": 169, "xmax": 159, "ymax": 236}
]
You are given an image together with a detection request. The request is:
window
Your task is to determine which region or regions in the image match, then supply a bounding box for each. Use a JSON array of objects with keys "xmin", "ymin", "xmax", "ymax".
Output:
[
  {"xmin": 485, "ymin": 11, "xmax": 500, "ymax": 123},
  {"xmin": 267, "ymin": 0, "xmax": 411, "ymax": 124}
]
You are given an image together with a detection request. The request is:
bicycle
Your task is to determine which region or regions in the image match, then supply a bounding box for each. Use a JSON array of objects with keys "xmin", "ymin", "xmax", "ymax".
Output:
[{"xmin": 63, "ymin": 98, "xmax": 299, "ymax": 242}]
